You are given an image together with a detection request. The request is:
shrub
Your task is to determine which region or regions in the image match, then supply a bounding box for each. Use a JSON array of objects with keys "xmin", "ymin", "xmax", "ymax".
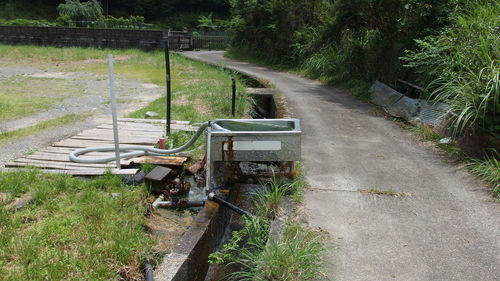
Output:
[
  {"xmin": 57, "ymin": 0, "xmax": 104, "ymax": 25},
  {"xmin": 402, "ymin": 1, "xmax": 500, "ymax": 135}
]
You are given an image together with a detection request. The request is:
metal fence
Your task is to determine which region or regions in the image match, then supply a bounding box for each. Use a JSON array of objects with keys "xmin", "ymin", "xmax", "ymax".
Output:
[
  {"xmin": 192, "ymin": 31, "xmax": 228, "ymax": 50},
  {"xmin": 0, "ymin": 26, "xmax": 228, "ymax": 51}
]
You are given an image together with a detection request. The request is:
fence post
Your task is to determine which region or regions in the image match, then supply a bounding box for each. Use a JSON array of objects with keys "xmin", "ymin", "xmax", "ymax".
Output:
[
  {"xmin": 163, "ymin": 28, "xmax": 172, "ymax": 135},
  {"xmin": 232, "ymin": 78, "xmax": 236, "ymax": 116}
]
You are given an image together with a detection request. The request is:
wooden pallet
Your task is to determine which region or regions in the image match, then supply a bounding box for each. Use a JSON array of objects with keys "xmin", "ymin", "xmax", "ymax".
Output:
[{"xmin": 3, "ymin": 118, "xmax": 192, "ymax": 176}]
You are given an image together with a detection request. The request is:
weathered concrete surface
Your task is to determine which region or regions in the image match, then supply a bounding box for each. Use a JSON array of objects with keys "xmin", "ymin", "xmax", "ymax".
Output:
[
  {"xmin": 181, "ymin": 51, "xmax": 500, "ymax": 281},
  {"xmin": 154, "ymin": 200, "xmax": 225, "ymax": 281}
]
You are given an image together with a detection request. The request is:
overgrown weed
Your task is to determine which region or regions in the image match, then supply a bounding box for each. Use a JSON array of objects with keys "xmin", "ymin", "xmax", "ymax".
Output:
[
  {"xmin": 467, "ymin": 150, "xmax": 500, "ymax": 198},
  {"xmin": 0, "ymin": 169, "xmax": 154, "ymax": 280}
]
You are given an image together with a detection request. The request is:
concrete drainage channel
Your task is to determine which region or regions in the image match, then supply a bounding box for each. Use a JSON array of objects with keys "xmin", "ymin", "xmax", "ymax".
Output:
[{"xmin": 136, "ymin": 76, "xmax": 296, "ymax": 281}]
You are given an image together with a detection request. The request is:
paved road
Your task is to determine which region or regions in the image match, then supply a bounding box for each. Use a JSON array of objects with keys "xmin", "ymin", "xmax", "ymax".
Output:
[{"xmin": 181, "ymin": 51, "xmax": 500, "ymax": 281}]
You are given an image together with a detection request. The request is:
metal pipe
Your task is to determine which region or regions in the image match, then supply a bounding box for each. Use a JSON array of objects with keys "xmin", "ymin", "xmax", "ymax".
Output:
[
  {"xmin": 145, "ymin": 262, "xmax": 154, "ymax": 281},
  {"xmin": 155, "ymin": 200, "xmax": 205, "ymax": 209},
  {"xmin": 205, "ymin": 121, "xmax": 212, "ymax": 193},
  {"xmin": 107, "ymin": 54, "xmax": 121, "ymax": 169},
  {"xmin": 231, "ymin": 78, "xmax": 236, "ymax": 116},
  {"xmin": 208, "ymin": 192, "xmax": 253, "ymax": 217}
]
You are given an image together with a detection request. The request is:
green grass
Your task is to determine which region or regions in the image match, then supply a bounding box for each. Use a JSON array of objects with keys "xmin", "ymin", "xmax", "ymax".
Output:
[
  {"xmin": 226, "ymin": 47, "xmax": 372, "ymax": 101},
  {"xmin": 0, "ymin": 169, "xmax": 154, "ymax": 280},
  {"xmin": 125, "ymin": 54, "xmax": 250, "ymax": 123},
  {"xmin": 210, "ymin": 163, "xmax": 327, "ymax": 280},
  {"xmin": 0, "ymin": 76, "xmax": 81, "ymax": 122},
  {"xmin": 358, "ymin": 188, "xmax": 411, "ymax": 197},
  {"xmin": 229, "ymin": 222, "xmax": 328, "ymax": 281},
  {"xmin": 0, "ymin": 45, "xmax": 251, "ymax": 125},
  {"xmin": 408, "ymin": 123, "xmax": 462, "ymax": 157},
  {"xmin": 467, "ymin": 151, "xmax": 500, "ymax": 198},
  {"xmin": 0, "ymin": 112, "xmax": 92, "ymax": 145},
  {"xmin": 210, "ymin": 217, "xmax": 329, "ymax": 281},
  {"xmin": 0, "ymin": 44, "xmax": 251, "ymax": 155}
]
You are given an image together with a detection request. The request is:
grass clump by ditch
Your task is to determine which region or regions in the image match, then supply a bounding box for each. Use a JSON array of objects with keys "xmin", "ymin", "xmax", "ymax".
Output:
[
  {"xmin": 467, "ymin": 150, "xmax": 500, "ymax": 198},
  {"xmin": 0, "ymin": 112, "xmax": 91, "ymax": 145},
  {"xmin": 251, "ymin": 175, "xmax": 301, "ymax": 219},
  {"xmin": 0, "ymin": 169, "xmax": 154, "ymax": 281},
  {"xmin": 209, "ymin": 163, "xmax": 329, "ymax": 280},
  {"xmin": 210, "ymin": 217, "xmax": 328, "ymax": 281}
]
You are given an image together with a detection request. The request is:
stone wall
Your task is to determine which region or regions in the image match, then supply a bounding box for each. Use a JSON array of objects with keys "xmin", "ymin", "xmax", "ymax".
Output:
[{"xmin": 0, "ymin": 26, "xmax": 192, "ymax": 51}]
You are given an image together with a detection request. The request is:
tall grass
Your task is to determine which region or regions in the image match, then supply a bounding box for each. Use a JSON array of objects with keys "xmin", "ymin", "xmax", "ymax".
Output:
[
  {"xmin": 0, "ymin": 169, "xmax": 153, "ymax": 280},
  {"xmin": 226, "ymin": 222, "xmax": 328, "ymax": 281},
  {"xmin": 467, "ymin": 150, "xmax": 500, "ymax": 197},
  {"xmin": 402, "ymin": 1, "xmax": 500, "ymax": 136}
]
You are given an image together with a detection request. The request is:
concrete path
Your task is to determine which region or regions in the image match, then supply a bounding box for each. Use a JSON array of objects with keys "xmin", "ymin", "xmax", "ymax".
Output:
[{"xmin": 181, "ymin": 51, "xmax": 500, "ymax": 281}]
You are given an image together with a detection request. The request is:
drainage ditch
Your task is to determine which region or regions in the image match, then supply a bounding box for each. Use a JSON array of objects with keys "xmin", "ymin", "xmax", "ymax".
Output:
[{"xmin": 146, "ymin": 74, "xmax": 295, "ymax": 281}]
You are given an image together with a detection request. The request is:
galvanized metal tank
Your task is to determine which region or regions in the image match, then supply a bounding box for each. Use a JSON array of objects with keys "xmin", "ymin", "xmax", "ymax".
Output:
[{"xmin": 206, "ymin": 119, "xmax": 301, "ymax": 189}]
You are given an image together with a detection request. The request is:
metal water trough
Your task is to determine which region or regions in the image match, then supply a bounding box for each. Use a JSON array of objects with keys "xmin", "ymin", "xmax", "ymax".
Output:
[{"xmin": 206, "ymin": 119, "xmax": 301, "ymax": 189}]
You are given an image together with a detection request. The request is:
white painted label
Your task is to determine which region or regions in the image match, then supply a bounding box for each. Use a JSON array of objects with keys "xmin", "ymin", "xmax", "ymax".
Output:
[{"xmin": 223, "ymin": 141, "xmax": 282, "ymax": 151}]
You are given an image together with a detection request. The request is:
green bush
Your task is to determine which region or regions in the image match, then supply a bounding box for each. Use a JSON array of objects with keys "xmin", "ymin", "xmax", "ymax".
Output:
[
  {"xmin": 402, "ymin": 1, "xmax": 500, "ymax": 135},
  {"xmin": 0, "ymin": 18, "xmax": 56, "ymax": 27},
  {"xmin": 57, "ymin": 0, "xmax": 104, "ymax": 26}
]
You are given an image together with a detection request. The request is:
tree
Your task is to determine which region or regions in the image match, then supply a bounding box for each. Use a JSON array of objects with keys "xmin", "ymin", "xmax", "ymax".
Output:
[{"xmin": 57, "ymin": 0, "xmax": 104, "ymax": 24}]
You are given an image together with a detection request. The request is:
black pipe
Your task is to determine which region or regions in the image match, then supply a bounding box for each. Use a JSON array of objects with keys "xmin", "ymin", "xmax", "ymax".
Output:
[
  {"xmin": 231, "ymin": 78, "xmax": 236, "ymax": 116},
  {"xmin": 155, "ymin": 200, "xmax": 206, "ymax": 209},
  {"xmin": 165, "ymin": 35, "xmax": 172, "ymax": 135},
  {"xmin": 208, "ymin": 192, "xmax": 253, "ymax": 217},
  {"xmin": 145, "ymin": 262, "xmax": 154, "ymax": 281}
]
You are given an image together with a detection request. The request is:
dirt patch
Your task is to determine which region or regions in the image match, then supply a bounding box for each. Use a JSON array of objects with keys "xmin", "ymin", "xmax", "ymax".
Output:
[
  {"xmin": 73, "ymin": 55, "xmax": 131, "ymax": 65},
  {"xmin": 29, "ymin": 72, "xmax": 75, "ymax": 79},
  {"xmin": 147, "ymin": 209, "xmax": 193, "ymax": 253}
]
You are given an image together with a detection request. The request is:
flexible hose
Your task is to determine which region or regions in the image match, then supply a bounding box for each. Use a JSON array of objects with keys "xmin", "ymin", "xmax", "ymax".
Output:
[{"xmin": 69, "ymin": 122, "xmax": 209, "ymax": 164}]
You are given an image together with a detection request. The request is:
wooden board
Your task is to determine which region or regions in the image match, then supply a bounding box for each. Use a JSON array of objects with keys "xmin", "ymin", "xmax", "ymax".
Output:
[
  {"xmin": 1, "ymin": 168, "xmax": 139, "ymax": 176},
  {"xmin": 5, "ymin": 118, "xmax": 193, "ymax": 175},
  {"xmin": 118, "ymin": 118, "xmax": 190, "ymax": 125},
  {"xmin": 128, "ymin": 156, "xmax": 189, "ymax": 166}
]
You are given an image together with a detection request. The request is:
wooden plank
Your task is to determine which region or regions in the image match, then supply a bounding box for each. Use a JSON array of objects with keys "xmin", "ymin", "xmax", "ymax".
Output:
[
  {"xmin": 76, "ymin": 129, "xmax": 163, "ymax": 138},
  {"xmin": 9, "ymin": 158, "xmax": 116, "ymax": 169},
  {"xmin": 97, "ymin": 123, "xmax": 196, "ymax": 132},
  {"xmin": 53, "ymin": 139, "xmax": 157, "ymax": 148},
  {"xmin": 24, "ymin": 153, "xmax": 133, "ymax": 165},
  {"xmin": 1, "ymin": 168, "xmax": 139, "ymax": 176},
  {"xmin": 118, "ymin": 118, "xmax": 190, "ymax": 125},
  {"xmin": 128, "ymin": 156, "xmax": 189, "ymax": 166},
  {"xmin": 72, "ymin": 135, "xmax": 158, "ymax": 143},
  {"xmin": 98, "ymin": 123, "xmax": 165, "ymax": 130},
  {"xmin": 5, "ymin": 162, "xmax": 112, "ymax": 170},
  {"xmin": 96, "ymin": 125, "xmax": 165, "ymax": 133},
  {"xmin": 38, "ymin": 147, "xmax": 135, "ymax": 156}
]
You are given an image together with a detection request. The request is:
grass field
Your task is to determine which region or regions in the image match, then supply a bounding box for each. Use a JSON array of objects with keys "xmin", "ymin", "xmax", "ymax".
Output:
[
  {"xmin": 0, "ymin": 170, "xmax": 154, "ymax": 281},
  {"xmin": 0, "ymin": 44, "xmax": 250, "ymax": 124},
  {"xmin": 0, "ymin": 76, "xmax": 81, "ymax": 122},
  {"xmin": 0, "ymin": 112, "xmax": 92, "ymax": 145},
  {"xmin": 0, "ymin": 44, "xmax": 253, "ymax": 280}
]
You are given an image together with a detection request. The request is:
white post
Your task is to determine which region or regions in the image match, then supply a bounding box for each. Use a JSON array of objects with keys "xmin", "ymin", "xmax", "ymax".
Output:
[{"xmin": 108, "ymin": 54, "xmax": 121, "ymax": 170}]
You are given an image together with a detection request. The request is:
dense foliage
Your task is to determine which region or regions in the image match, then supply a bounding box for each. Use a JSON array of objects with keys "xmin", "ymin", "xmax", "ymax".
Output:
[
  {"xmin": 403, "ymin": 1, "xmax": 499, "ymax": 135},
  {"xmin": 0, "ymin": 0, "xmax": 230, "ymax": 28},
  {"xmin": 228, "ymin": 0, "xmax": 499, "ymax": 135},
  {"xmin": 57, "ymin": 0, "xmax": 103, "ymax": 25}
]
